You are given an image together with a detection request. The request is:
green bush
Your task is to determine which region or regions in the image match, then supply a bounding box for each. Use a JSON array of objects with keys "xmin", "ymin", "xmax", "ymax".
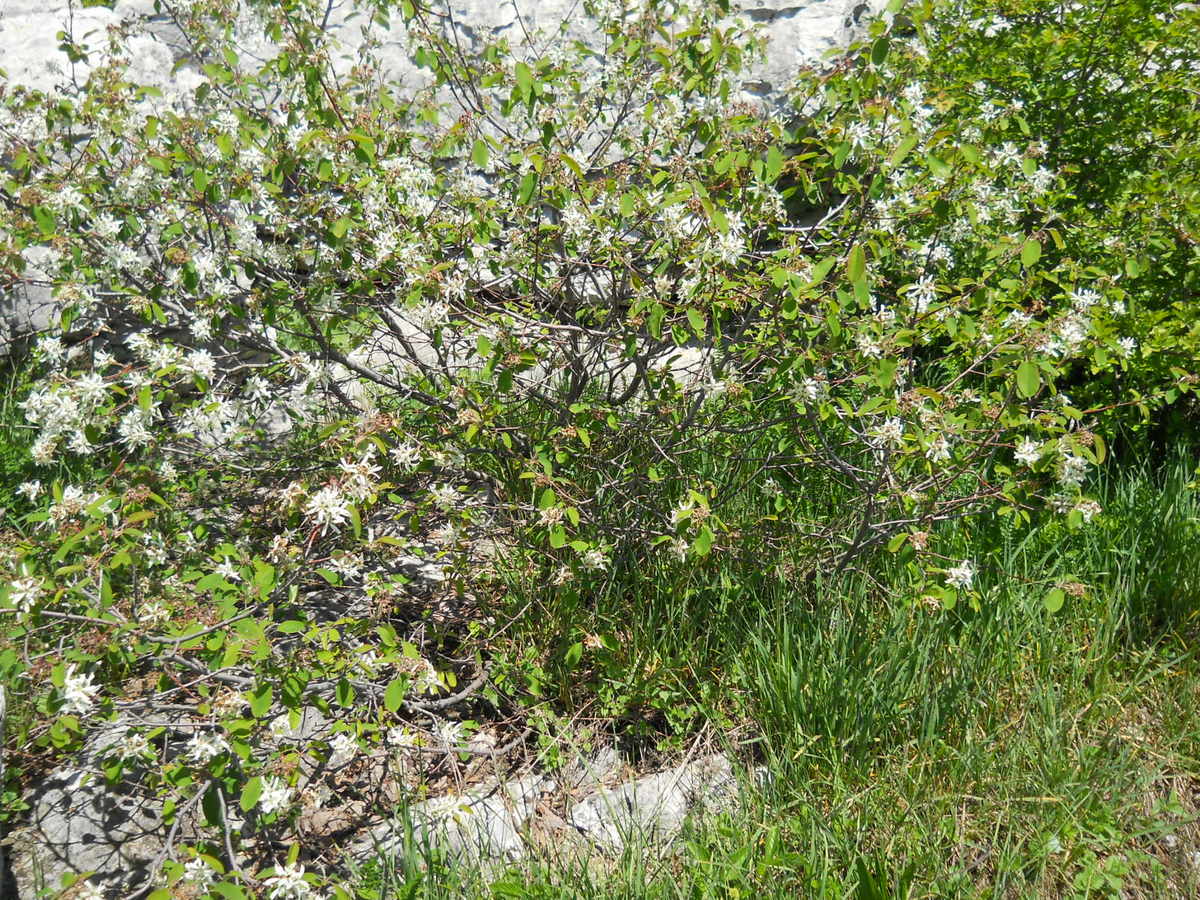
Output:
[{"xmin": 0, "ymin": 0, "xmax": 1196, "ymax": 892}]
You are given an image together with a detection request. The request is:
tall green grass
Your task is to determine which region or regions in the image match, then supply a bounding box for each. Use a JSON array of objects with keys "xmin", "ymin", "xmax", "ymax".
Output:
[{"xmin": 359, "ymin": 447, "xmax": 1200, "ymax": 897}]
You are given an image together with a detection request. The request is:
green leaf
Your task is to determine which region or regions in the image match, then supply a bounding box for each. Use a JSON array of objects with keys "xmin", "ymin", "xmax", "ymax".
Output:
[
  {"xmin": 875, "ymin": 358, "xmax": 898, "ymax": 389},
  {"xmin": 889, "ymin": 134, "xmax": 919, "ymax": 169},
  {"xmin": 240, "ymin": 776, "xmax": 263, "ymax": 812},
  {"xmin": 563, "ymin": 641, "xmax": 583, "ymax": 670},
  {"xmin": 514, "ymin": 61, "xmax": 533, "ymax": 100},
  {"xmin": 210, "ymin": 883, "xmax": 248, "ymax": 900},
  {"xmin": 384, "ymin": 678, "xmax": 407, "ymax": 714},
  {"xmin": 1016, "ymin": 360, "xmax": 1040, "ymax": 399},
  {"xmin": 549, "ymin": 526, "xmax": 566, "ymax": 549},
  {"xmin": 331, "ymin": 216, "xmax": 351, "ymax": 239},
  {"xmin": 1020, "ymin": 238, "xmax": 1041, "ymax": 267},
  {"xmin": 870, "ymin": 36, "xmax": 890, "ymax": 66},
  {"xmin": 1043, "ymin": 587, "xmax": 1065, "ymax": 613},
  {"xmin": 846, "ymin": 245, "xmax": 866, "ymax": 283},
  {"xmin": 248, "ymin": 683, "xmax": 273, "ymax": 717},
  {"xmin": 517, "ymin": 171, "xmax": 537, "ymax": 205},
  {"xmin": 335, "ymin": 678, "xmax": 354, "ymax": 707},
  {"xmin": 32, "ymin": 205, "xmax": 56, "ymax": 235},
  {"xmin": 687, "ymin": 308, "xmax": 706, "ymax": 337},
  {"xmin": 765, "ymin": 145, "xmax": 784, "ymax": 182},
  {"xmin": 692, "ymin": 526, "xmax": 714, "ymax": 557},
  {"xmin": 471, "ymin": 138, "xmax": 489, "ymax": 169},
  {"xmin": 202, "ymin": 783, "xmax": 223, "ymax": 826}
]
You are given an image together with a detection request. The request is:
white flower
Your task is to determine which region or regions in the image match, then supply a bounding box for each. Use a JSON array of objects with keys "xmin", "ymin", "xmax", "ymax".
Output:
[
  {"xmin": 74, "ymin": 373, "xmax": 108, "ymax": 406},
  {"xmin": 799, "ymin": 376, "xmax": 826, "ymax": 401},
  {"xmin": 1069, "ymin": 287, "xmax": 1101, "ymax": 311},
  {"xmin": 263, "ymin": 861, "xmax": 311, "ymax": 899},
  {"xmin": 182, "ymin": 349, "xmax": 217, "ymax": 380},
  {"xmin": 113, "ymin": 729, "xmax": 152, "ymax": 760},
  {"xmin": 436, "ymin": 720, "xmax": 465, "ymax": 747},
  {"xmin": 430, "ymin": 483, "xmax": 459, "ymax": 511},
  {"xmin": 257, "ymin": 776, "xmax": 293, "ymax": 816},
  {"xmin": 873, "ymin": 417, "xmax": 905, "ymax": 447},
  {"xmin": 1004, "ymin": 309, "xmax": 1033, "ymax": 330},
  {"xmin": 118, "ymin": 409, "xmax": 155, "ymax": 447},
  {"xmin": 390, "ymin": 441, "xmax": 421, "ymax": 468},
  {"xmin": 183, "ymin": 856, "xmax": 216, "ymax": 887},
  {"xmin": 908, "ymin": 276, "xmax": 938, "ymax": 313},
  {"xmin": 36, "ymin": 335, "xmax": 66, "ymax": 365},
  {"xmin": 1014, "ymin": 438, "xmax": 1042, "ymax": 467},
  {"xmin": 214, "ymin": 558, "xmax": 242, "ymax": 582},
  {"xmin": 387, "ymin": 726, "xmax": 418, "ymax": 748},
  {"xmin": 7, "ymin": 576, "xmax": 41, "ymax": 613},
  {"xmin": 339, "ymin": 454, "xmax": 381, "ymax": 501},
  {"xmin": 140, "ymin": 601, "xmax": 170, "ymax": 627},
  {"xmin": 581, "ymin": 547, "xmax": 610, "ymax": 572},
  {"xmin": 1057, "ymin": 453, "xmax": 1090, "ymax": 488},
  {"xmin": 304, "ymin": 486, "xmax": 350, "ymax": 533},
  {"xmin": 187, "ymin": 731, "xmax": 229, "ymax": 763},
  {"xmin": 1074, "ymin": 499, "xmax": 1102, "ymax": 523},
  {"xmin": 158, "ymin": 460, "xmax": 178, "ymax": 481},
  {"xmin": 925, "ymin": 434, "xmax": 951, "ymax": 462},
  {"xmin": 61, "ymin": 665, "xmax": 100, "ymax": 716},
  {"xmin": 1027, "ymin": 166, "xmax": 1055, "ymax": 192},
  {"xmin": 1117, "ymin": 336, "xmax": 1137, "ymax": 358},
  {"xmin": 269, "ymin": 713, "xmax": 294, "ymax": 738},
  {"xmin": 945, "ymin": 560, "xmax": 974, "ymax": 590},
  {"xmin": 856, "ymin": 333, "xmax": 883, "ymax": 358}
]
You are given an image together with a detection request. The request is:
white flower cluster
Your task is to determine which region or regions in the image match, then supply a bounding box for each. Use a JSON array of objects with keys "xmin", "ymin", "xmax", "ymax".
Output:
[
  {"xmin": 264, "ymin": 862, "xmax": 311, "ymax": 899},
  {"xmin": 304, "ymin": 486, "xmax": 351, "ymax": 534},
  {"xmin": 61, "ymin": 665, "xmax": 100, "ymax": 716}
]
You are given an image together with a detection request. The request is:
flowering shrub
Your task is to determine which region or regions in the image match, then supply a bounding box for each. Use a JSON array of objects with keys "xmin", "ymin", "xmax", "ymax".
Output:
[{"xmin": 0, "ymin": 0, "xmax": 1196, "ymax": 892}]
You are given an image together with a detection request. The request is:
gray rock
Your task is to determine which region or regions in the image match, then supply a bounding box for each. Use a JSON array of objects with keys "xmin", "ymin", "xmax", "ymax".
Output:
[
  {"xmin": 355, "ymin": 773, "xmax": 550, "ymax": 862},
  {"xmin": 4, "ymin": 719, "xmax": 182, "ymax": 897},
  {"xmin": 566, "ymin": 753, "xmax": 739, "ymax": 850}
]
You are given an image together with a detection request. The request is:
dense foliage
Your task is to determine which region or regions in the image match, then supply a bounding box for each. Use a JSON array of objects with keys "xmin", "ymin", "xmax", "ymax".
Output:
[{"xmin": 0, "ymin": 0, "xmax": 1196, "ymax": 894}]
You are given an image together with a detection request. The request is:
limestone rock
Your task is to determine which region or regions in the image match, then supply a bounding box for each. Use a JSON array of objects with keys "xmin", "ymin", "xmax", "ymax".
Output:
[
  {"xmin": 355, "ymin": 773, "xmax": 551, "ymax": 862},
  {"xmin": 566, "ymin": 753, "xmax": 740, "ymax": 850}
]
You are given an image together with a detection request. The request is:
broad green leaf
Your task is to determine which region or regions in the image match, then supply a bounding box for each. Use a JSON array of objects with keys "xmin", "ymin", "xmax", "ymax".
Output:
[
  {"xmin": 1016, "ymin": 360, "xmax": 1040, "ymax": 398},
  {"xmin": 1043, "ymin": 587, "xmax": 1065, "ymax": 613},
  {"xmin": 248, "ymin": 683, "xmax": 273, "ymax": 717},
  {"xmin": 870, "ymin": 36, "xmax": 890, "ymax": 66},
  {"xmin": 765, "ymin": 145, "xmax": 784, "ymax": 181},
  {"xmin": 846, "ymin": 245, "xmax": 866, "ymax": 283},
  {"xmin": 384, "ymin": 678, "xmax": 407, "ymax": 713},
  {"xmin": 889, "ymin": 134, "xmax": 919, "ymax": 168},
  {"xmin": 517, "ymin": 171, "xmax": 537, "ymax": 205},
  {"xmin": 240, "ymin": 777, "xmax": 263, "ymax": 813},
  {"xmin": 1020, "ymin": 238, "xmax": 1041, "ymax": 267},
  {"xmin": 564, "ymin": 641, "xmax": 583, "ymax": 669},
  {"xmin": 514, "ymin": 61, "xmax": 533, "ymax": 99},
  {"xmin": 471, "ymin": 138, "xmax": 489, "ymax": 168}
]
